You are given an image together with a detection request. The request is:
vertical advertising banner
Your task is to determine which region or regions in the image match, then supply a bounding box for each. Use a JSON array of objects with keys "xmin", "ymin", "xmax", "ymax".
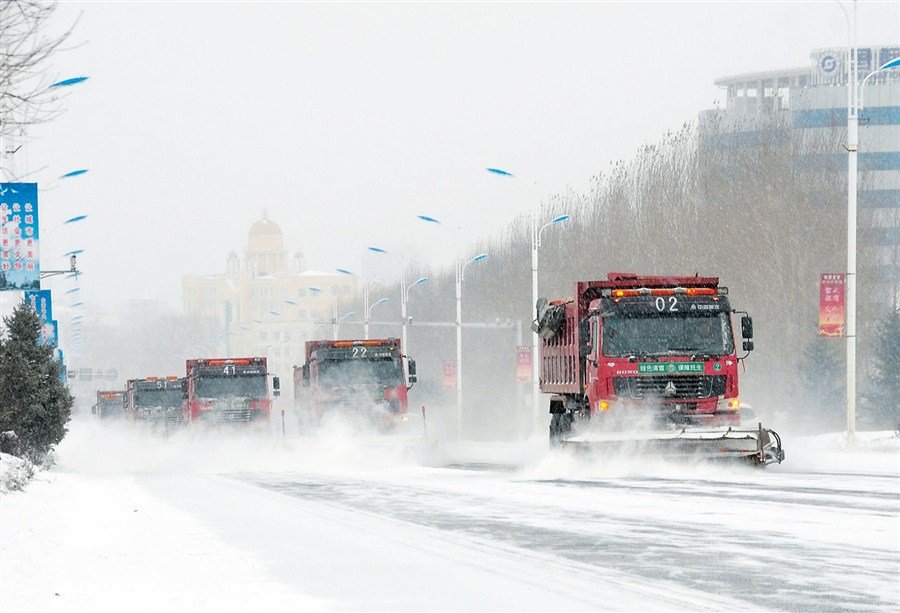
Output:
[
  {"xmin": 40, "ymin": 319, "xmax": 59, "ymax": 346},
  {"xmin": 24, "ymin": 289, "xmax": 53, "ymax": 321},
  {"xmin": 818, "ymin": 273, "xmax": 846, "ymax": 337},
  {"xmin": 442, "ymin": 360, "xmax": 456, "ymax": 390},
  {"xmin": 0, "ymin": 183, "xmax": 40, "ymax": 291},
  {"xmin": 516, "ymin": 346, "xmax": 532, "ymax": 382}
]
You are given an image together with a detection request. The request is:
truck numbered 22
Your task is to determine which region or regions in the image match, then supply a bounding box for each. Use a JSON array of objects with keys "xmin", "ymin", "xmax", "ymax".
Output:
[
  {"xmin": 294, "ymin": 338, "xmax": 417, "ymax": 427},
  {"xmin": 535, "ymin": 273, "xmax": 784, "ymax": 464},
  {"xmin": 183, "ymin": 357, "xmax": 279, "ymax": 423},
  {"xmin": 125, "ymin": 376, "xmax": 184, "ymax": 423}
]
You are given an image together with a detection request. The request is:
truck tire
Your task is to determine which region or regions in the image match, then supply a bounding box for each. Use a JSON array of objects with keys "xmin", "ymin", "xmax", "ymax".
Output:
[{"xmin": 549, "ymin": 412, "xmax": 573, "ymax": 446}]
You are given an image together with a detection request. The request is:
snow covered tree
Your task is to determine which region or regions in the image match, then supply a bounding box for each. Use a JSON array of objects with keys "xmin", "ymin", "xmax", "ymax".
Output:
[
  {"xmin": 865, "ymin": 310, "xmax": 900, "ymax": 429},
  {"xmin": 0, "ymin": 301, "xmax": 72, "ymax": 461},
  {"xmin": 797, "ymin": 332, "xmax": 846, "ymax": 432}
]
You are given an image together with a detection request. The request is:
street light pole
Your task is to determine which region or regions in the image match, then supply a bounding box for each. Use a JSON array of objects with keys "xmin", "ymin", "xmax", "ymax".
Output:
[
  {"xmin": 401, "ymin": 275, "xmax": 428, "ymax": 353},
  {"xmin": 366, "ymin": 297, "xmax": 388, "ymax": 340},
  {"xmin": 837, "ymin": 0, "xmax": 859, "ymax": 445},
  {"xmin": 487, "ymin": 168, "xmax": 570, "ymax": 436},
  {"xmin": 457, "ymin": 253, "xmax": 488, "ymax": 436}
]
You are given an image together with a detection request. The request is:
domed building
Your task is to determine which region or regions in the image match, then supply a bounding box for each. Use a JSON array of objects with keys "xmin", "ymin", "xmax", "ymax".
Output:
[{"xmin": 182, "ymin": 215, "xmax": 355, "ymax": 384}]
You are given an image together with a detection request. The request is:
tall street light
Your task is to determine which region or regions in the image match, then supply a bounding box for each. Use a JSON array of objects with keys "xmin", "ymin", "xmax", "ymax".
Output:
[
  {"xmin": 842, "ymin": 43, "xmax": 900, "ymax": 442},
  {"xmin": 401, "ymin": 276, "xmax": 429, "ymax": 352},
  {"xmin": 366, "ymin": 297, "xmax": 389, "ymax": 339},
  {"xmin": 367, "ymin": 245, "xmax": 428, "ymax": 351},
  {"xmin": 417, "ymin": 213, "xmax": 487, "ymax": 437},
  {"xmin": 487, "ymin": 167, "xmax": 571, "ymax": 435},
  {"xmin": 335, "ymin": 310, "xmax": 355, "ymax": 340}
]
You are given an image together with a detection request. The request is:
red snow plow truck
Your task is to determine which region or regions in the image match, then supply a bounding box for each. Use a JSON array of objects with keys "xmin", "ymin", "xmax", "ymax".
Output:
[
  {"xmin": 294, "ymin": 338, "xmax": 416, "ymax": 426},
  {"xmin": 535, "ymin": 273, "xmax": 784, "ymax": 464},
  {"xmin": 182, "ymin": 357, "xmax": 279, "ymax": 423}
]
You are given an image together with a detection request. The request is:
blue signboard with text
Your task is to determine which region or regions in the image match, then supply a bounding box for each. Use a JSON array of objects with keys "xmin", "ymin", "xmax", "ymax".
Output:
[
  {"xmin": 24, "ymin": 289, "xmax": 53, "ymax": 322},
  {"xmin": 40, "ymin": 319, "xmax": 58, "ymax": 346},
  {"xmin": 0, "ymin": 183, "xmax": 40, "ymax": 290}
]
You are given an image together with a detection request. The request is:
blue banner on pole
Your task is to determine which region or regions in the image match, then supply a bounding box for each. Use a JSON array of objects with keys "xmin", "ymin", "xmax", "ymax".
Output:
[
  {"xmin": 40, "ymin": 319, "xmax": 58, "ymax": 346},
  {"xmin": 0, "ymin": 183, "xmax": 40, "ymax": 290},
  {"xmin": 24, "ymin": 289, "xmax": 53, "ymax": 322}
]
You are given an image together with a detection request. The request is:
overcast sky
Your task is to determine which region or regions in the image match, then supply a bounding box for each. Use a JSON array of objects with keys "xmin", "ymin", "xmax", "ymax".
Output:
[{"xmin": 20, "ymin": 1, "xmax": 900, "ymax": 309}]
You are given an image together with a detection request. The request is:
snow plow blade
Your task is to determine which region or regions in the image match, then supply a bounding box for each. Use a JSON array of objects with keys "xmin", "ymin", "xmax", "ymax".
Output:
[{"xmin": 561, "ymin": 423, "xmax": 785, "ymax": 465}]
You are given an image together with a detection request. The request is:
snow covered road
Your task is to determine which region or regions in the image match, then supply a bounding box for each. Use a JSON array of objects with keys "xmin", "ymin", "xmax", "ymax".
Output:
[
  {"xmin": 2, "ymin": 420, "xmax": 898, "ymax": 611},
  {"xmin": 235, "ymin": 462, "xmax": 899, "ymax": 611}
]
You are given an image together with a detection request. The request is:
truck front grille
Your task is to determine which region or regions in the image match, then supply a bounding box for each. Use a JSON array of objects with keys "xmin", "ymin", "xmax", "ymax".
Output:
[
  {"xmin": 200, "ymin": 408, "xmax": 252, "ymax": 422},
  {"xmin": 613, "ymin": 375, "xmax": 726, "ymax": 400}
]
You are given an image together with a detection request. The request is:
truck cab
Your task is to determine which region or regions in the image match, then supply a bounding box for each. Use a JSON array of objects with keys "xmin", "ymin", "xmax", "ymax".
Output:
[
  {"xmin": 294, "ymin": 338, "xmax": 416, "ymax": 425},
  {"xmin": 92, "ymin": 390, "xmax": 126, "ymax": 419},
  {"xmin": 538, "ymin": 274, "xmax": 756, "ymax": 433},
  {"xmin": 183, "ymin": 357, "xmax": 278, "ymax": 423},
  {"xmin": 125, "ymin": 376, "xmax": 184, "ymax": 423}
]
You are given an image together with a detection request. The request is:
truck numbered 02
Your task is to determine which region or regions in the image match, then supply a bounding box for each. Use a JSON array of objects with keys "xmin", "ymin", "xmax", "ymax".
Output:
[
  {"xmin": 294, "ymin": 339, "xmax": 417, "ymax": 427},
  {"xmin": 182, "ymin": 357, "xmax": 279, "ymax": 423},
  {"xmin": 125, "ymin": 376, "xmax": 184, "ymax": 423},
  {"xmin": 535, "ymin": 273, "xmax": 784, "ymax": 464}
]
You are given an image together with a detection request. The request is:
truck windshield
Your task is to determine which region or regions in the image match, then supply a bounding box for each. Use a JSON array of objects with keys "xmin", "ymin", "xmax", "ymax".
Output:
[
  {"xmin": 98, "ymin": 398, "xmax": 123, "ymax": 413},
  {"xmin": 602, "ymin": 313, "xmax": 734, "ymax": 357},
  {"xmin": 195, "ymin": 376, "xmax": 267, "ymax": 399},
  {"xmin": 318, "ymin": 358, "xmax": 402, "ymax": 388},
  {"xmin": 134, "ymin": 388, "xmax": 182, "ymax": 408}
]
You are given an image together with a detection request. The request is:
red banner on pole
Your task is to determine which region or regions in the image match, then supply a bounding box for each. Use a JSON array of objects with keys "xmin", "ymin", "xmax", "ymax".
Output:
[
  {"xmin": 819, "ymin": 273, "xmax": 845, "ymax": 337},
  {"xmin": 516, "ymin": 346, "xmax": 532, "ymax": 382},
  {"xmin": 443, "ymin": 361, "xmax": 456, "ymax": 390}
]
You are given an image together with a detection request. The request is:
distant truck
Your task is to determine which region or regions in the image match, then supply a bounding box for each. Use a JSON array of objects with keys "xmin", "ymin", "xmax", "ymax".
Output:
[
  {"xmin": 125, "ymin": 376, "xmax": 184, "ymax": 423},
  {"xmin": 92, "ymin": 390, "xmax": 126, "ymax": 419},
  {"xmin": 182, "ymin": 357, "xmax": 279, "ymax": 423},
  {"xmin": 294, "ymin": 338, "xmax": 416, "ymax": 425},
  {"xmin": 535, "ymin": 273, "xmax": 783, "ymax": 464}
]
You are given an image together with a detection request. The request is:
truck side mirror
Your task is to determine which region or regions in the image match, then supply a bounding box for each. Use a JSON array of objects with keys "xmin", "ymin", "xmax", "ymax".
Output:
[
  {"xmin": 741, "ymin": 315, "xmax": 753, "ymax": 339},
  {"xmin": 302, "ymin": 364, "xmax": 310, "ymax": 387},
  {"xmin": 181, "ymin": 379, "xmax": 189, "ymax": 399},
  {"xmin": 578, "ymin": 319, "xmax": 592, "ymax": 357},
  {"xmin": 273, "ymin": 376, "xmax": 281, "ymax": 397},
  {"xmin": 743, "ymin": 340, "xmax": 754, "ymax": 352},
  {"xmin": 408, "ymin": 359, "xmax": 417, "ymax": 385}
]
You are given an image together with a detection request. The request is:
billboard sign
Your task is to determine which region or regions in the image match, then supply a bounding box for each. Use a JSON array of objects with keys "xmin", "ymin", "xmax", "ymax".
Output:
[
  {"xmin": 816, "ymin": 50, "xmax": 841, "ymax": 81},
  {"xmin": 24, "ymin": 289, "xmax": 53, "ymax": 322},
  {"xmin": 0, "ymin": 183, "xmax": 40, "ymax": 290},
  {"xmin": 818, "ymin": 273, "xmax": 845, "ymax": 337},
  {"xmin": 443, "ymin": 360, "xmax": 456, "ymax": 390},
  {"xmin": 516, "ymin": 346, "xmax": 532, "ymax": 382}
]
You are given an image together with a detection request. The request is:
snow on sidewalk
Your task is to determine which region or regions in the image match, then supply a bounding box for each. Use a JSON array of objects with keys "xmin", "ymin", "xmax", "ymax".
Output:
[{"xmin": 0, "ymin": 471, "xmax": 322, "ymax": 613}]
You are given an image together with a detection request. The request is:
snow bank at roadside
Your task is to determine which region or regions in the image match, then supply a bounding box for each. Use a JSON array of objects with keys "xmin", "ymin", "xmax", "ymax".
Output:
[
  {"xmin": 0, "ymin": 452, "xmax": 34, "ymax": 493},
  {"xmin": 0, "ymin": 470, "xmax": 325, "ymax": 612}
]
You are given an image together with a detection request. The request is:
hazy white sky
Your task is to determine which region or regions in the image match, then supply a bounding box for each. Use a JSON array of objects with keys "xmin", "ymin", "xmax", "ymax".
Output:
[{"xmin": 22, "ymin": 1, "xmax": 900, "ymax": 309}]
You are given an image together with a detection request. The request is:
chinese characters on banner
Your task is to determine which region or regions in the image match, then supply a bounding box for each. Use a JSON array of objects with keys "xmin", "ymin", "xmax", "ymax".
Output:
[
  {"xmin": 516, "ymin": 346, "xmax": 532, "ymax": 382},
  {"xmin": 25, "ymin": 289, "xmax": 53, "ymax": 321},
  {"xmin": 0, "ymin": 183, "xmax": 40, "ymax": 291},
  {"xmin": 818, "ymin": 273, "xmax": 845, "ymax": 337},
  {"xmin": 443, "ymin": 360, "xmax": 456, "ymax": 390},
  {"xmin": 24, "ymin": 289, "xmax": 57, "ymax": 345}
]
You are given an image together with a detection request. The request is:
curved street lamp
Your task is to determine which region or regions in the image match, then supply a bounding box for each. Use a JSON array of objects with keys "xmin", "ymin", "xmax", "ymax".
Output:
[{"xmin": 488, "ymin": 166, "xmax": 572, "ymax": 436}]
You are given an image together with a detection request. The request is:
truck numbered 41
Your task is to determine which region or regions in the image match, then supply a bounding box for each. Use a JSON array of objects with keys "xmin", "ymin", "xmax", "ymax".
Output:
[
  {"xmin": 182, "ymin": 357, "xmax": 279, "ymax": 423},
  {"xmin": 536, "ymin": 273, "xmax": 784, "ymax": 464}
]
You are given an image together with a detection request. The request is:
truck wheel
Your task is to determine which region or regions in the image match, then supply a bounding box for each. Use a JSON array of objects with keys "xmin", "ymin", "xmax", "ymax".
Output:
[{"xmin": 549, "ymin": 413, "xmax": 573, "ymax": 446}]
